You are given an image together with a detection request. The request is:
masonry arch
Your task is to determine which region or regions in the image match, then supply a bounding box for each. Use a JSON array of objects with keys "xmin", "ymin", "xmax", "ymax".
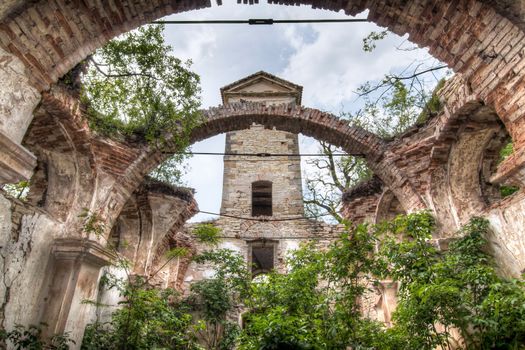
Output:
[
  {"xmin": 6, "ymin": 0, "xmax": 525, "ymax": 241},
  {"xmin": 375, "ymin": 190, "xmax": 406, "ymax": 224},
  {"xmin": 172, "ymin": 102, "xmax": 426, "ymax": 216},
  {"xmin": 428, "ymin": 101, "xmax": 512, "ymax": 229},
  {"xmin": 3, "ymin": 0, "xmax": 525, "ymax": 153},
  {"xmin": 21, "ymin": 92, "xmax": 97, "ymax": 225},
  {"xmin": 2, "ymin": 0, "xmax": 525, "ymax": 210},
  {"xmin": 88, "ymin": 99, "xmax": 426, "ymax": 241}
]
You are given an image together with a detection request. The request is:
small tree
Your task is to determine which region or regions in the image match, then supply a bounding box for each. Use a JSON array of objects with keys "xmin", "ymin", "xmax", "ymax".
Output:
[{"xmin": 304, "ymin": 79, "xmax": 443, "ymax": 223}]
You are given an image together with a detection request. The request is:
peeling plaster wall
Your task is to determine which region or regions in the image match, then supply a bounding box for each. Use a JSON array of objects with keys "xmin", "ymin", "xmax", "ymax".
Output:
[
  {"xmin": 484, "ymin": 193, "xmax": 525, "ymax": 277},
  {"xmin": 96, "ymin": 267, "xmax": 127, "ymax": 323},
  {"xmin": 0, "ymin": 47, "xmax": 40, "ymax": 143},
  {"xmin": 0, "ymin": 192, "xmax": 60, "ymax": 330}
]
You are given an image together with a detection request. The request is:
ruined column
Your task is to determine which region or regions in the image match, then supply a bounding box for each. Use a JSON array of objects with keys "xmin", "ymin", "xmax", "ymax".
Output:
[
  {"xmin": 40, "ymin": 238, "xmax": 116, "ymax": 347},
  {"xmin": 0, "ymin": 47, "xmax": 40, "ymax": 184}
]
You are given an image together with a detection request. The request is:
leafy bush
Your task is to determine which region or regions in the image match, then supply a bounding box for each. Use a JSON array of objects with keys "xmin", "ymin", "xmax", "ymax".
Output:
[
  {"xmin": 240, "ymin": 213, "xmax": 525, "ymax": 350},
  {"xmin": 82, "ymin": 24, "xmax": 201, "ymax": 146},
  {"xmin": 0, "ymin": 324, "xmax": 74, "ymax": 350},
  {"xmin": 81, "ymin": 279, "xmax": 199, "ymax": 350}
]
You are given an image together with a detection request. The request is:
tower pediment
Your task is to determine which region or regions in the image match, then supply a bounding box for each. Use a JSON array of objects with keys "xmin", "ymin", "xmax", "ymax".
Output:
[{"xmin": 220, "ymin": 71, "xmax": 303, "ymax": 105}]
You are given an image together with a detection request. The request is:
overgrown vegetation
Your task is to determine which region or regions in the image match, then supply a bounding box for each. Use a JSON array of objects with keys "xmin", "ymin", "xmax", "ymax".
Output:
[
  {"xmin": 1, "ymin": 24, "xmax": 201, "ymax": 199},
  {"xmin": 304, "ymin": 29, "xmax": 451, "ymax": 222},
  {"xmin": 79, "ymin": 24, "xmax": 201, "ymax": 186},
  {"xmin": 3, "ymin": 214, "xmax": 524, "ymax": 349},
  {"xmin": 0, "ymin": 324, "xmax": 74, "ymax": 350},
  {"xmin": 80, "ymin": 24, "xmax": 201, "ymax": 145},
  {"xmin": 240, "ymin": 213, "xmax": 525, "ymax": 350},
  {"xmin": 79, "ymin": 222, "xmax": 247, "ymax": 350}
]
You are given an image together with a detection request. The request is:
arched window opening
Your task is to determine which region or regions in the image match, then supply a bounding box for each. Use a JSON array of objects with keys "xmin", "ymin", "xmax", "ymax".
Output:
[
  {"xmin": 248, "ymin": 239, "xmax": 277, "ymax": 278},
  {"xmin": 252, "ymin": 181, "xmax": 272, "ymax": 217}
]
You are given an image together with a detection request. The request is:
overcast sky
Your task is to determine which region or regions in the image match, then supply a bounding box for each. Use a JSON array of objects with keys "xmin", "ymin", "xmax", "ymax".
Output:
[{"xmin": 161, "ymin": 0, "xmax": 444, "ymax": 222}]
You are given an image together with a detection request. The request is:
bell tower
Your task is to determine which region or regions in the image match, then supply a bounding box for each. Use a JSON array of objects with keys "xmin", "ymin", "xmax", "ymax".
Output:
[
  {"xmin": 219, "ymin": 71, "xmax": 304, "ymax": 219},
  {"xmin": 182, "ymin": 72, "xmax": 340, "ymax": 289}
]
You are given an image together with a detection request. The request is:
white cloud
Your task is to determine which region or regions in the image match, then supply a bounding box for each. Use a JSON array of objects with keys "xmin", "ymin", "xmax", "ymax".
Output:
[{"xmin": 280, "ymin": 23, "xmax": 439, "ymax": 110}]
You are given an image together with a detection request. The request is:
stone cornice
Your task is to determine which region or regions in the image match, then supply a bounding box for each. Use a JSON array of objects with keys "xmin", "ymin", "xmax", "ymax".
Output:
[
  {"xmin": 0, "ymin": 129, "xmax": 36, "ymax": 184},
  {"xmin": 52, "ymin": 238, "xmax": 117, "ymax": 267}
]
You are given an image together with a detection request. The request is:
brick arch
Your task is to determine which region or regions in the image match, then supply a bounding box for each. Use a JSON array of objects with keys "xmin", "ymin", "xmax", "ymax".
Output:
[
  {"xmin": 8, "ymin": 0, "xmax": 525, "ymax": 235},
  {"xmin": 192, "ymin": 102, "xmax": 386, "ymax": 158},
  {"xmin": 168, "ymin": 101, "xmax": 424, "ymax": 212},
  {"xmin": 22, "ymin": 88, "xmax": 97, "ymax": 226},
  {"xmin": 3, "ymin": 0, "xmax": 525, "ymax": 186},
  {"xmin": 102, "ymin": 102, "xmax": 425, "ymax": 224},
  {"xmin": 428, "ymin": 101, "xmax": 509, "ymax": 230},
  {"xmin": 0, "ymin": 1, "xmax": 520, "ymax": 96}
]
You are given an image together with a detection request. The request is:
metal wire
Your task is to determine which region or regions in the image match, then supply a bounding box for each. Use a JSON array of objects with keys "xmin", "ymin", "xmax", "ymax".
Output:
[
  {"xmin": 152, "ymin": 18, "xmax": 368, "ymax": 25},
  {"xmin": 165, "ymin": 151, "xmax": 350, "ymax": 157},
  {"xmin": 198, "ymin": 210, "xmax": 331, "ymax": 222}
]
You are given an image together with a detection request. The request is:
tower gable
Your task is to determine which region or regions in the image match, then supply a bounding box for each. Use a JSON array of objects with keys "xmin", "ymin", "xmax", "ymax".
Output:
[{"xmin": 220, "ymin": 71, "xmax": 303, "ymax": 105}]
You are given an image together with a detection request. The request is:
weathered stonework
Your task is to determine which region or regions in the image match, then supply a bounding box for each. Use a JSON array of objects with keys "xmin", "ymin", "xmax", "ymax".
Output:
[
  {"xmin": 1, "ymin": 0, "xmax": 525, "ymax": 345},
  {"xmin": 182, "ymin": 73, "xmax": 344, "ymax": 293},
  {"xmin": 0, "ymin": 46, "xmax": 39, "ymax": 184},
  {"xmin": 342, "ymin": 76, "xmax": 525, "ymax": 276}
]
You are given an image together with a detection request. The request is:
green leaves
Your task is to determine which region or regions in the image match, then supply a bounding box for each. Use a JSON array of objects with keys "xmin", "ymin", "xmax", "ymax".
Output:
[
  {"xmin": 0, "ymin": 324, "xmax": 74, "ymax": 350},
  {"xmin": 362, "ymin": 30, "xmax": 388, "ymax": 52},
  {"xmin": 77, "ymin": 213, "xmax": 524, "ymax": 350},
  {"xmin": 82, "ymin": 287, "xmax": 199, "ymax": 350},
  {"xmin": 241, "ymin": 214, "xmax": 525, "ymax": 349},
  {"xmin": 165, "ymin": 246, "xmax": 190, "ymax": 259},
  {"xmin": 82, "ymin": 24, "xmax": 201, "ymax": 149},
  {"xmin": 193, "ymin": 223, "xmax": 222, "ymax": 246},
  {"xmin": 189, "ymin": 248, "xmax": 248, "ymax": 349}
]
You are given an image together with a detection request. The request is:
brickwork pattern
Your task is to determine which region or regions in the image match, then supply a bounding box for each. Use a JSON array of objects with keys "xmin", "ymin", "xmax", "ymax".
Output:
[{"xmin": 4, "ymin": 0, "xmax": 525, "ymax": 192}]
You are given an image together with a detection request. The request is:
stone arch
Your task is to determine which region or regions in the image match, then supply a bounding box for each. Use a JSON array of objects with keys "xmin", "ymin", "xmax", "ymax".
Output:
[
  {"xmin": 22, "ymin": 89, "xmax": 96, "ymax": 224},
  {"xmin": 4, "ymin": 0, "xmax": 525, "ymax": 151},
  {"xmin": 192, "ymin": 103, "xmax": 386, "ymax": 157},
  {"xmin": 96, "ymin": 101, "xmax": 426, "ymax": 240},
  {"xmin": 4, "ymin": 0, "xmax": 525, "ymax": 231},
  {"xmin": 111, "ymin": 195, "xmax": 143, "ymax": 264},
  {"xmin": 429, "ymin": 101, "xmax": 510, "ymax": 229},
  {"xmin": 374, "ymin": 190, "xmax": 406, "ymax": 224},
  {"xmin": 7, "ymin": 0, "xmax": 525, "ymax": 240},
  {"xmin": 149, "ymin": 230, "xmax": 196, "ymax": 290},
  {"xmin": 188, "ymin": 102, "xmax": 425, "ymax": 211}
]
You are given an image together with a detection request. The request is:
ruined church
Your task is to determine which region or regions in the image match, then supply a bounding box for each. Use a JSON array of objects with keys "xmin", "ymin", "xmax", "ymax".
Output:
[
  {"xmin": 1, "ymin": 0, "xmax": 525, "ymax": 348},
  {"xmin": 182, "ymin": 72, "xmax": 342, "ymax": 287}
]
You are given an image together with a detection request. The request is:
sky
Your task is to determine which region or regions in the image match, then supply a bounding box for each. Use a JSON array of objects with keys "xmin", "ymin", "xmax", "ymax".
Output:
[{"xmin": 160, "ymin": 0, "xmax": 445, "ymax": 222}]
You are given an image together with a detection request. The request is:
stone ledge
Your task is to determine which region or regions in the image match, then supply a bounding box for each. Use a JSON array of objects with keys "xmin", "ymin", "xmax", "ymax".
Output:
[
  {"xmin": 0, "ymin": 129, "xmax": 36, "ymax": 184},
  {"xmin": 52, "ymin": 238, "xmax": 117, "ymax": 268}
]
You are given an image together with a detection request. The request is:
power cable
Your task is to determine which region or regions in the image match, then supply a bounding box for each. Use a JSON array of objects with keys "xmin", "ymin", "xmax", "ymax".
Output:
[
  {"xmin": 152, "ymin": 18, "xmax": 368, "ymax": 25},
  {"xmin": 198, "ymin": 210, "xmax": 332, "ymax": 222},
  {"xmin": 164, "ymin": 151, "xmax": 351, "ymax": 157}
]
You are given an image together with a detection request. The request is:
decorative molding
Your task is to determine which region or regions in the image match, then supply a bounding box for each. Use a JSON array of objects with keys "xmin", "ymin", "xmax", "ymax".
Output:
[
  {"xmin": 52, "ymin": 238, "xmax": 117, "ymax": 268},
  {"xmin": 0, "ymin": 129, "xmax": 36, "ymax": 184}
]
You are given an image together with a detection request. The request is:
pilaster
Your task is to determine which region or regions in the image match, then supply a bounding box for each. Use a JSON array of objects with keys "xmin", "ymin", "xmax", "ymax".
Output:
[
  {"xmin": 0, "ymin": 130, "xmax": 36, "ymax": 184},
  {"xmin": 41, "ymin": 238, "xmax": 116, "ymax": 348}
]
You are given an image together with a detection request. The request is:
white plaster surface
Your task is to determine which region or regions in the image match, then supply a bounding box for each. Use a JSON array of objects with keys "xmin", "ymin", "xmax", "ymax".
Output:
[
  {"xmin": 2, "ymin": 212, "xmax": 56, "ymax": 329},
  {"xmin": 0, "ymin": 47, "xmax": 40, "ymax": 143}
]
